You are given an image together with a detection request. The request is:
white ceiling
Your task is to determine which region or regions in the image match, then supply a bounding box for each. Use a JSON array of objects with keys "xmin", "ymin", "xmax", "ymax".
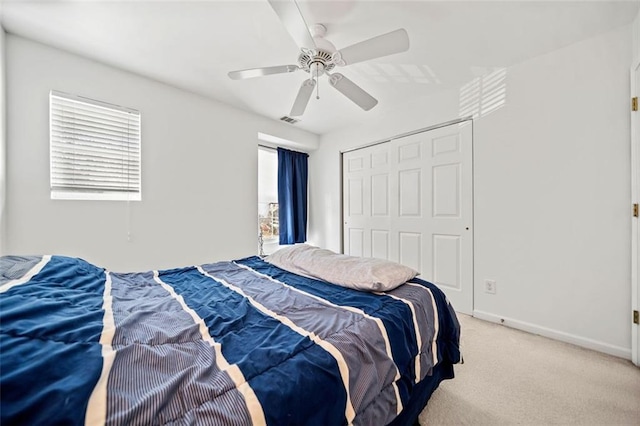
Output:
[{"xmin": 1, "ymin": 0, "xmax": 638, "ymax": 135}]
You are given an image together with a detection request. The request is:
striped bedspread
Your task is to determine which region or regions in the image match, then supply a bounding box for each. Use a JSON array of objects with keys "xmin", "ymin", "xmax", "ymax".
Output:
[{"xmin": 0, "ymin": 255, "xmax": 460, "ymax": 426}]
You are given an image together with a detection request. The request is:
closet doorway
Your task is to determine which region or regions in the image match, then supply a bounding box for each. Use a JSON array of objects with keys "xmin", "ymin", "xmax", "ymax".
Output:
[{"xmin": 342, "ymin": 120, "xmax": 473, "ymax": 314}]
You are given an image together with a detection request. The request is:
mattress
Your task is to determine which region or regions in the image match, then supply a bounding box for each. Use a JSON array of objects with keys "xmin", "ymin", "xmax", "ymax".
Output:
[{"xmin": 0, "ymin": 254, "xmax": 460, "ymax": 425}]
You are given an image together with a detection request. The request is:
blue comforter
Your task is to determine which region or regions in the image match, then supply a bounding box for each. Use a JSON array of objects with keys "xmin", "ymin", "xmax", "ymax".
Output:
[{"xmin": 0, "ymin": 255, "xmax": 460, "ymax": 425}]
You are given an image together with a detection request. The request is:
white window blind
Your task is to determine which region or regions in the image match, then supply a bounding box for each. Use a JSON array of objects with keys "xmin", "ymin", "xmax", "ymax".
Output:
[{"xmin": 50, "ymin": 91, "xmax": 141, "ymax": 201}]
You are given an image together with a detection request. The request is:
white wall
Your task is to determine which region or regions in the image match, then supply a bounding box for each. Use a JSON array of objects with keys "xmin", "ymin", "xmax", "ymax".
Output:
[
  {"xmin": 309, "ymin": 24, "xmax": 633, "ymax": 358},
  {"xmin": 0, "ymin": 27, "xmax": 5, "ymax": 255},
  {"xmin": 5, "ymin": 35, "xmax": 318, "ymax": 271},
  {"xmin": 633, "ymin": 11, "xmax": 640, "ymax": 66}
]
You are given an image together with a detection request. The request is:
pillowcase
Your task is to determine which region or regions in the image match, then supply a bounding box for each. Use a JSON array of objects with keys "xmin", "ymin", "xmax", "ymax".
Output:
[{"xmin": 265, "ymin": 244, "xmax": 418, "ymax": 292}]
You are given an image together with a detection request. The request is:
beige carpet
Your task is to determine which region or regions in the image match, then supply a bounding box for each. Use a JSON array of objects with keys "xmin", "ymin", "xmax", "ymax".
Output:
[{"xmin": 419, "ymin": 314, "xmax": 640, "ymax": 425}]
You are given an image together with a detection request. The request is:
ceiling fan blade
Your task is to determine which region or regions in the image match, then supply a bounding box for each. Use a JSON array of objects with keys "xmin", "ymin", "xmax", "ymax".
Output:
[
  {"xmin": 228, "ymin": 65, "xmax": 299, "ymax": 80},
  {"xmin": 333, "ymin": 29, "xmax": 409, "ymax": 66},
  {"xmin": 328, "ymin": 73, "xmax": 378, "ymax": 111},
  {"xmin": 267, "ymin": 0, "xmax": 317, "ymax": 49},
  {"xmin": 290, "ymin": 79, "xmax": 316, "ymax": 116}
]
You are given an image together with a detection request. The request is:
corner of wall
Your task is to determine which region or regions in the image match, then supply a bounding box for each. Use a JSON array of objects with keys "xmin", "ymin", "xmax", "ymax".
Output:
[
  {"xmin": 257, "ymin": 122, "xmax": 320, "ymax": 152},
  {"xmin": 0, "ymin": 25, "xmax": 6, "ymax": 255}
]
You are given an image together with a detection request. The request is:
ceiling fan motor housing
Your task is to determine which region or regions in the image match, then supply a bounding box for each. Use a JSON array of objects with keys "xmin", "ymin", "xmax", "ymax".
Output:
[
  {"xmin": 298, "ymin": 49, "xmax": 335, "ymax": 75},
  {"xmin": 298, "ymin": 25, "xmax": 337, "ymax": 76}
]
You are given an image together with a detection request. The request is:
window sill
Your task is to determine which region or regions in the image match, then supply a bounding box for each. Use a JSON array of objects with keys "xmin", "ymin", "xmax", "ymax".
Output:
[{"xmin": 51, "ymin": 191, "xmax": 141, "ymax": 201}]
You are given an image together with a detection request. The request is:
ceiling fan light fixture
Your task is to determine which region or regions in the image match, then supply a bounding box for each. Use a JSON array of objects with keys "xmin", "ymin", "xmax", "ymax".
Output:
[{"xmin": 311, "ymin": 62, "xmax": 324, "ymax": 78}]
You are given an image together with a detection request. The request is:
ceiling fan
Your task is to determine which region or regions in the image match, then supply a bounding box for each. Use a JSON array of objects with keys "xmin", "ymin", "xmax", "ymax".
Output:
[{"xmin": 228, "ymin": 0, "xmax": 410, "ymax": 117}]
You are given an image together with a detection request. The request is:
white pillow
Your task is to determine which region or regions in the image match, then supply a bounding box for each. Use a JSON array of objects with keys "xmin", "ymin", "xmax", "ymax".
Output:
[{"xmin": 265, "ymin": 244, "xmax": 418, "ymax": 292}]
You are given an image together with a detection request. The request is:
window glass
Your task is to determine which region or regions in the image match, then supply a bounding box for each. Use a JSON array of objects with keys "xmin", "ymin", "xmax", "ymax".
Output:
[{"xmin": 258, "ymin": 146, "xmax": 280, "ymax": 255}]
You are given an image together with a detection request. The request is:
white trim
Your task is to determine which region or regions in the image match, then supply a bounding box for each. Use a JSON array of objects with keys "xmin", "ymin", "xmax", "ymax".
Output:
[
  {"xmin": 51, "ymin": 190, "xmax": 141, "ymax": 201},
  {"xmin": 258, "ymin": 132, "xmax": 315, "ymax": 152},
  {"xmin": 340, "ymin": 116, "xmax": 473, "ymax": 154},
  {"xmin": 51, "ymin": 90, "xmax": 137, "ymax": 114},
  {"xmin": 630, "ymin": 61, "xmax": 640, "ymax": 366},
  {"xmin": 473, "ymin": 310, "xmax": 632, "ymax": 360},
  {"xmin": 0, "ymin": 255, "xmax": 51, "ymax": 293}
]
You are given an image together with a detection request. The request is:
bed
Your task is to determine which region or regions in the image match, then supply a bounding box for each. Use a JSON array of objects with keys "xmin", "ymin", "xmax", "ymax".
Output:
[{"xmin": 0, "ymin": 248, "xmax": 461, "ymax": 425}]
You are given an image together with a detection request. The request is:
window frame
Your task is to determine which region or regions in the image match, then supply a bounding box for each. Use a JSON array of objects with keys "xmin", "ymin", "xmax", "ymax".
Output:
[
  {"xmin": 258, "ymin": 144, "xmax": 281, "ymax": 255},
  {"xmin": 49, "ymin": 90, "xmax": 141, "ymax": 201}
]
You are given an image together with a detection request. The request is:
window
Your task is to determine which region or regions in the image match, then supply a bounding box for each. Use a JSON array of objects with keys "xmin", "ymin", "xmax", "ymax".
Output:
[
  {"xmin": 258, "ymin": 145, "xmax": 280, "ymax": 255},
  {"xmin": 49, "ymin": 91, "xmax": 141, "ymax": 201}
]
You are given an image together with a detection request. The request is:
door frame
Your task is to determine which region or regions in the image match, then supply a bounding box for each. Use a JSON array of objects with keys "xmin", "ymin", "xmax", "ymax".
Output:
[
  {"xmin": 631, "ymin": 62, "xmax": 640, "ymax": 367},
  {"xmin": 339, "ymin": 116, "xmax": 474, "ymax": 313}
]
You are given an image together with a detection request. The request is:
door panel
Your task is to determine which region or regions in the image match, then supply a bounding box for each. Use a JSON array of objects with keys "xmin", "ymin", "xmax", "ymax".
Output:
[
  {"xmin": 372, "ymin": 230, "xmax": 390, "ymax": 260},
  {"xmin": 399, "ymin": 232, "xmax": 422, "ymax": 272},
  {"xmin": 348, "ymin": 156, "xmax": 364, "ymax": 172},
  {"xmin": 432, "ymin": 133, "xmax": 460, "ymax": 156},
  {"xmin": 399, "ymin": 142, "xmax": 421, "ymax": 162},
  {"xmin": 349, "ymin": 228, "xmax": 364, "ymax": 257},
  {"xmin": 433, "ymin": 163, "xmax": 460, "ymax": 217},
  {"xmin": 371, "ymin": 174, "xmax": 389, "ymax": 216},
  {"xmin": 343, "ymin": 121, "xmax": 473, "ymax": 313},
  {"xmin": 399, "ymin": 169, "xmax": 422, "ymax": 217},
  {"xmin": 433, "ymin": 234, "xmax": 461, "ymax": 290},
  {"xmin": 372, "ymin": 151, "xmax": 389, "ymax": 167},
  {"xmin": 348, "ymin": 178, "xmax": 364, "ymax": 216}
]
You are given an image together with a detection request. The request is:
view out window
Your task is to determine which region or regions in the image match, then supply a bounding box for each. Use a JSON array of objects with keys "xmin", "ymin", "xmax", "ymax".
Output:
[
  {"xmin": 258, "ymin": 146, "xmax": 280, "ymax": 255},
  {"xmin": 50, "ymin": 91, "xmax": 141, "ymax": 201}
]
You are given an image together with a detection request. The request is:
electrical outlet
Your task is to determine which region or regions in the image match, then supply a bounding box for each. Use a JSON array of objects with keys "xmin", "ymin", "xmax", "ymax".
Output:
[{"xmin": 484, "ymin": 279, "xmax": 496, "ymax": 294}]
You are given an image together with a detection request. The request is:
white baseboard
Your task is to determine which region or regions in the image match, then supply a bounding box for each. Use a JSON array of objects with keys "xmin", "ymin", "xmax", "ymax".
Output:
[{"xmin": 472, "ymin": 310, "xmax": 632, "ymax": 360}]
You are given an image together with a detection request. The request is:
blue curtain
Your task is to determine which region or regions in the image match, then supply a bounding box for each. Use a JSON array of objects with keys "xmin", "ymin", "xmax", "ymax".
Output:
[{"xmin": 278, "ymin": 147, "xmax": 309, "ymax": 245}]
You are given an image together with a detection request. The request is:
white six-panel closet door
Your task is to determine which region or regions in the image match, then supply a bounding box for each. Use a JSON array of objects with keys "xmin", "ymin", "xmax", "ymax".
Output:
[{"xmin": 343, "ymin": 121, "xmax": 473, "ymax": 314}]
